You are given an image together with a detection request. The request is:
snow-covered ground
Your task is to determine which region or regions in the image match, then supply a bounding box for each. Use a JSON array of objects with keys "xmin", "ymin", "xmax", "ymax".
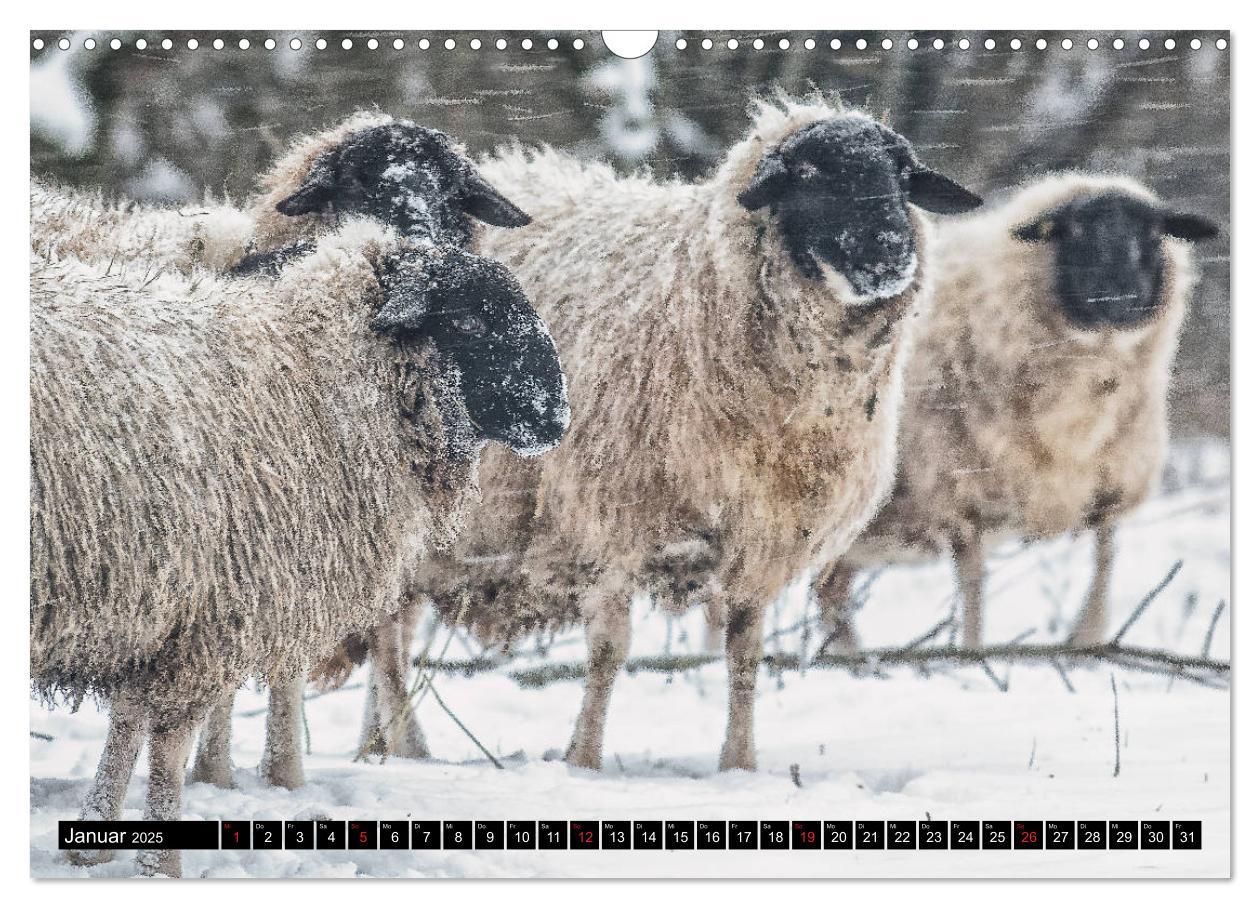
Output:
[{"xmin": 30, "ymin": 442, "xmax": 1231, "ymax": 879}]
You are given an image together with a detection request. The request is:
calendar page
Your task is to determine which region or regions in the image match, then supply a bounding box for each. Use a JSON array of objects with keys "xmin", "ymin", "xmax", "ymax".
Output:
[{"xmin": 28, "ymin": 29, "xmax": 1230, "ymax": 880}]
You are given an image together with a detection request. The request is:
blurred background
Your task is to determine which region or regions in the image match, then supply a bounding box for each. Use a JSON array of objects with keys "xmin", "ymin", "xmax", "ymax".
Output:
[{"xmin": 30, "ymin": 30, "xmax": 1230, "ymax": 439}]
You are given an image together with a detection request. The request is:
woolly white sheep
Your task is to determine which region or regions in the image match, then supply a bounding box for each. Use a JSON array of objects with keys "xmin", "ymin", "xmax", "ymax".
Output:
[
  {"xmin": 810, "ymin": 172, "xmax": 1218, "ymax": 652},
  {"xmin": 326, "ymin": 98, "xmax": 983, "ymax": 773},
  {"xmin": 30, "ymin": 219, "xmax": 568, "ymax": 876},
  {"xmin": 31, "ymin": 112, "xmax": 543, "ymax": 796}
]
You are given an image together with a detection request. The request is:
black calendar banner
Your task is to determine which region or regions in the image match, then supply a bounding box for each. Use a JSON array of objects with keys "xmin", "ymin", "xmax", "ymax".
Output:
[{"xmin": 57, "ymin": 820, "xmax": 1203, "ymax": 852}]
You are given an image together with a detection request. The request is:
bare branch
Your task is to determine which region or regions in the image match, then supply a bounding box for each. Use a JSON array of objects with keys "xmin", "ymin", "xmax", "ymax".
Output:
[
  {"xmin": 1111, "ymin": 673, "xmax": 1121, "ymax": 778},
  {"xmin": 415, "ymin": 640, "xmax": 1228, "ymax": 689},
  {"xmin": 1202, "ymin": 599, "xmax": 1228, "ymax": 658},
  {"xmin": 427, "ymin": 681, "xmax": 504, "ymax": 771},
  {"xmin": 1111, "ymin": 560, "xmax": 1183, "ymax": 645},
  {"xmin": 1051, "ymin": 658, "xmax": 1076, "ymax": 694}
]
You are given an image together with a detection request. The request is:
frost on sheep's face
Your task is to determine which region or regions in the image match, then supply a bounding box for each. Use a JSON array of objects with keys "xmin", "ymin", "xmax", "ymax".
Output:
[
  {"xmin": 372, "ymin": 248, "xmax": 570, "ymax": 456},
  {"xmin": 1013, "ymin": 192, "xmax": 1218, "ymax": 330},
  {"xmin": 276, "ymin": 122, "xmax": 532, "ymax": 246},
  {"xmin": 738, "ymin": 116, "xmax": 983, "ymax": 301}
]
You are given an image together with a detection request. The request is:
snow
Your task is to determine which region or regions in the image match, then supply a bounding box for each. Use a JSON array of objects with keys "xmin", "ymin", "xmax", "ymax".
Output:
[
  {"xmin": 29, "ymin": 35, "xmax": 97, "ymax": 158},
  {"xmin": 29, "ymin": 441, "xmax": 1230, "ymax": 878}
]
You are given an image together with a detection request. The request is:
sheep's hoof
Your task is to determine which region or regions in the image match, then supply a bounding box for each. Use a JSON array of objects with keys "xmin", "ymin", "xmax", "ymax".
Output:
[
  {"xmin": 1067, "ymin": 626, "xmax": 1105, "ymax": 648},
  {"xmin": 388, "ymin": 738, "xmax": 431, "ymax": 760},
  {"xmin": 261, "ymin": 767, "xmax": 305, "ymax": 790},
  {"xmin": 187, "ymin": 762, "xmax": 235, "ymax": 789},
  {"xmin": 563, "ymin": 742, "xmax": 603, "ymax": 771},
  {"xmin": 65, "ymin": 848, "xmax": 115, "ymax": 867},
  {"xmin": 260, "ymin": 755, "xmax": 305, "ymax": 790},
  {"xmin": 718, "ymin": 744, "xmax": 756, "ymax": 773},
  {"xmin": 135, "ymin": 848, "xmax": 181, "ymax": 879}
]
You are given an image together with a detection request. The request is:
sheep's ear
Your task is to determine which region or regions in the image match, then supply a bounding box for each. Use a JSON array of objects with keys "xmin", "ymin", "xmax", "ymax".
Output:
[
  {"xmin": 737, "ymin": 153, "xmax": 791, "ymax": 210},
  {"xmin": 1012, "ymin": 217, "xmax": 1058, "ymax": 243},
  {"xmin": 1163, "ymin": 211, "xmax": 1218, "ymax": 242},
  {"xmin": 461, "ymin": 172, "xmax": 532, "ymax": 228},
  {"xmin": 906, "ymin": 168, "xmax": 983, "ymax": 215},
  {"xmin": 275, "ymin": 153, "xmax": 338, "ymax": 216}
]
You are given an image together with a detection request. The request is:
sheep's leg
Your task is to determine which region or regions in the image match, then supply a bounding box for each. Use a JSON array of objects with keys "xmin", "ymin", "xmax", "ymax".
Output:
[
  {"xmin": 1068, "ymin": 526, "xmax": 1115, "ymax": 647},
  {"xmin": 187, "ymin": 690, "xmax": 236, "ymax": 788},
  {"xmin": 564, "ymin": 598, "xmax": 631, "ymax": 771},
  {"xmin": 718, "ymin": 600, "xmax": 765, "ymax": 772},
  {"xmin": 815, "ymin": 560, "xmax": 861, "ymax": 653},
  {"xmin": 360, "ymin": 614, "xmax": 429, "ymax": 759},
  {"xmin": 952, "ymin": 539, "xmax": 987, "ymax": 650},
  {"xmin": 65, "ymin": 697, "xmax": 146, "ymax": 867},
  {"xmin": 397, "ymin": 596, "xmax": 423, "ymax": 656},
  {"xmin": 135, "ymin": 718, "xmax": 196, "ymax": 878},
  {"xmin": 260, "ymin": 675, "xmax": 306, "ymax": 789}
]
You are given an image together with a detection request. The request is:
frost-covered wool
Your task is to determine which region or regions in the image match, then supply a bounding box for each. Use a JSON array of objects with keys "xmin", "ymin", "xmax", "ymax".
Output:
[
  {"xmin": 30, "ymin": 220, "xmax": 480, "ymax": 874},
  {"xmin": 30, "ymin": 110, "xmax": 513, "ymax": 278},
  {"xmin": 409, "ymin": 98, "xmax": 953, "ymax": 771},
  {"xmin": 813, "ymin": 172, "xmax": 1209, "ymax": 650},
  {"xmin": 31, "ymin": 218, "xmax": 479, "ymax": 705},
  {"xmin": 28, "ymin": 114, "xmax": 381, "ymax": 275},
  {"xmin": 30, "ymin": 179, "xmax": 256, "ymax": 274}
]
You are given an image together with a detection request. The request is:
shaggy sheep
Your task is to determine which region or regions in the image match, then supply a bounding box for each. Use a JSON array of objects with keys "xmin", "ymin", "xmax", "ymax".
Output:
[
  {"xmin": 31, "ymin": 110, "xmax": 530, "ymax": 276},
  {"xmin": 320, "ymin": 98, "xmax": 983, "ymax": 773},
  {"xmin": 30, "ymin": 220, "xmax": 568, "ymax": 876},
  {"xmin": 30, "ymin": 180, "xmax": 257, "ymax": 274},
  {"xmin": 810, "ymin": 172, "xmax": 1218, "ymax": 652},
  {"xmin": 31, "ymin": 112, "xmax": 540, "ymax": 794}
]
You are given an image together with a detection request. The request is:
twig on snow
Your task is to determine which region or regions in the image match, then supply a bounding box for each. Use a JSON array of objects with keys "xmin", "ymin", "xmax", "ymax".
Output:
[
  {"xmin": 1202, "ymin": 599, "xmax": 1228, "ymax": 658},
  {"xmin": 1111, "ymin": 673, "xmax": 1121, "ymax": 778},
  {"xmin": 1111, "ymin": 560, "xmax": 1183, "ymax": 645},
  {"xmin": 427, "ymin": 681, "xmax": 504, "ymax": 771}
]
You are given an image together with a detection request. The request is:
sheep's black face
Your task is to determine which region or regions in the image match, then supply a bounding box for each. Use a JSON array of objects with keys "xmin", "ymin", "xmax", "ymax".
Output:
[
  {"xmin": 738, "ymin": 116, "xmax": 982, "ymax": 300},
  {"xmin": 276, "ymin": 121, "xmax": 531, "ymax": 245},
  {"xmin": 1013, "ymin": 192, "xmax": 1218, "ymax": 330},
  {"xmin": 373, "ymin": 249, "xmax": 570, "ymax": 456}
]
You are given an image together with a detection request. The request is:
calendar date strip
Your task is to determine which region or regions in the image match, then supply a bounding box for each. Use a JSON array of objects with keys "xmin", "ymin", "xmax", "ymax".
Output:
[{"xmin": 59, "ymin": 819, "xmax": 1203, "ymax": 851}]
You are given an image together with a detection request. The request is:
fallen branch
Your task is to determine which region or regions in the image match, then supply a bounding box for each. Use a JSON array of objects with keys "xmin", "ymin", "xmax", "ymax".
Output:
[{"xmin": 415, "ymin": 640, "xmax": 1229, "ymax": 690}]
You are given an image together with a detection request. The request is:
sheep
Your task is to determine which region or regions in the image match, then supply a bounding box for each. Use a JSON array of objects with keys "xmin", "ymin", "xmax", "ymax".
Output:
[
  {"xmin": 30, "ymin": 180, "xmax": 257, "ymax": 274},
  {"xmin": 308, "ymin": 97, "xmax": 983, "ymax": 773},
  {"xmin": 809, "ymin": 172, "xmax": 1218, "ymax": 653},
  {"xmin": 30, "ymin": 220, "xmax": 569, "ymax": 877},
  {"xmin": 31, "ymin": 110, "xmax": 530, "ymax": 276},
  {"xmin": 31, "ymin": 112, "xmax": 540, "ymax": 793}
]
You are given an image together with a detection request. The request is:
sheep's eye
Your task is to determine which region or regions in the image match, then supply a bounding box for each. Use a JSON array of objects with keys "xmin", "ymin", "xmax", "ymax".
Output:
[{"xmin": 453, "ymin": 315, "xmax": 487, "ymax": 335}]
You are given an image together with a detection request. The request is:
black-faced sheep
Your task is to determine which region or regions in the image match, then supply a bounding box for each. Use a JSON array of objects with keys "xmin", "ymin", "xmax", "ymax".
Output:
[
  {"xmin": 325, "ymin": 98, "xmax": 982, "ymax": 773},
  {"xmin": 31, "ymin": 113, "xmax": 543, "ymax": 795},
  {"xmin": 30, "ymin": 221, "xmax": 568, "ymax": 877},
  {"xmin": 810, "ymin": 172, "xmax": 1218, "ymax": 652},
  {"xmin": 31, "ymin": 110, "xmax": 530, "ymax": 276}
]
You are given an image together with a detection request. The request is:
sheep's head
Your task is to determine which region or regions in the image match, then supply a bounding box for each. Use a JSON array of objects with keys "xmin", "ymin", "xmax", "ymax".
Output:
[
  {"xmin": 1013, "ymin": 191, "xmax": 1217, "ymax": 330},
  {"xmin": 738, "ymin": 115, "xmax": 982, "ymax": 300},
  {"xmin": 372, "ymin": 247, "xmax": 570, "ymax": 456},
  {"xmin": 276, "ymin": 122, "xmax": 531, "ymax": 246}
]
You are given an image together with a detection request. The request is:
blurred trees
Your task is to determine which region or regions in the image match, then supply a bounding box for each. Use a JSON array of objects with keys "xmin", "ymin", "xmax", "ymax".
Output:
[{"xmin": 30, "ymin": 30, "xmax": 1229, "ymax": 436}]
